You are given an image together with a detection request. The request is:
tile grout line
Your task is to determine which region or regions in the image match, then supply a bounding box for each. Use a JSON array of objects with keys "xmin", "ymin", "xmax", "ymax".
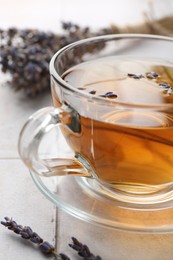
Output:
[
  {"xmin": 0, "ymin": 157, "xmax": 20, "ymax": 160},
  {"xmin": 54, "ymin": 207, "xmax": 59, "ymax": 258}
]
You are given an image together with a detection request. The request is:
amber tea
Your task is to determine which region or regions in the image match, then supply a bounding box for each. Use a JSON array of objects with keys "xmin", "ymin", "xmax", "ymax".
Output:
[{"xmin": 52, "ymin": 56, "xmax": 173, "ymax": 194}]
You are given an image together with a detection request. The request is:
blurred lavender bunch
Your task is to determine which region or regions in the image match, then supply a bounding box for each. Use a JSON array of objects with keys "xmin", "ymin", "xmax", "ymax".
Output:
[
  {"xmin": 1, "ymin": 216, "xmax": 102, "ymax": 260},
  {"xmin": 0, "ymin": 23, "xmax": 108, "ymax": 97}
]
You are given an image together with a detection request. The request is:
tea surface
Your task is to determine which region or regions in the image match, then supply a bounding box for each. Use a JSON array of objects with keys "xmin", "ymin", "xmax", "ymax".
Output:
[{"xmin": 63, "ymin": 56, "xmax": 173, "ymax": 106}]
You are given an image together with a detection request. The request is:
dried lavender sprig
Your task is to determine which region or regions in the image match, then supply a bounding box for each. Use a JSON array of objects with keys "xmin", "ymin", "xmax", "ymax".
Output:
[
  {"xmin": 1, "ymin": 217, "xmax": 70, "ymax": 260},
  {"xmin": 69, "ymin": 237, "xmax": 102, "ymax": 260}
]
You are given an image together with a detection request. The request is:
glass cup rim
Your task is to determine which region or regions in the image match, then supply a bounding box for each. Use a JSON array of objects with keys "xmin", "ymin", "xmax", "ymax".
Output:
[{"xmin": 49, "ymin": 33, "xmax": 173, "ymax": 110}]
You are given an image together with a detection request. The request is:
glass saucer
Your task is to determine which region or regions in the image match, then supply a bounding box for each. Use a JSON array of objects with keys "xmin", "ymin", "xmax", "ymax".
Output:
[
  {"xmin": 30, "ymin": 170, "xmax": 173, "ymax": 233},
  {"xmin": 29, "ymin": 126, "xmax": 173, "ymax": 233}
]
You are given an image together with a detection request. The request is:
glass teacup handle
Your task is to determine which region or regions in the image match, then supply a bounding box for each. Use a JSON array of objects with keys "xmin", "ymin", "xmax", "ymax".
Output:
[{"xmin": 18, "ymin": 106, "xmax": 91, "ymax": 178}]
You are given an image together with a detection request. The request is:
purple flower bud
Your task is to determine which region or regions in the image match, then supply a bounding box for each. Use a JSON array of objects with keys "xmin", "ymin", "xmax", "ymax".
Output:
[
  {"xmin": 83, "ymin": 244, "xmax": 91, "ymax": 256},
  {"xmin": 4, "ymin": 217, "xmax": 10, "ymax": 222},
  {"xmin": 39, "ymin": 241, "xmax": 55, "ymax": 254},
  {"xmin": 159, "ymin": 83, "xmax": 170, "ymax": 89},
  {"xmin": 89, "ymin": 90, "xmax": 96, "ymax": 95},
  {"xmin": 96, "ymin": 257, "xmax": 102, "ymax": 260},
  {"xmin": 30, "ymin": 236, "xmax": 43, "ymax": 244},
  {"xmin": 1, "ymin": 221, "xmax": 8, "ymax": 227},
  {"xmin": 71, "ymin": 237, "xmax": 82, "ymax": 246},
  {"xmin": 146, "ymin": 72, "xmax": 159, "ymax": 78},
  {"xmin": 18, "ymin": 225, "xmax": 23, "ymax": 229},
  {"xmin": 11, "ymin": 221, "xmax": 18, "ymax": 228},
  {"xmin": 20, "ymin": 232, "xmax": 30, "ymax": 239},
  {"xmin": 24, "ymin": 226, "xmax": 33, "ymax": 236},
  {"xmin": 99, "ymin": 92, "xmax": 117, "ymax": 99},
  {"xmin": 58, "ymin": 253, "xmax": 70, "ymax": 260},
  {"xmin": 13, "ymin": 227, "xmax": 22, "ymax": 234},
  {"xmin": 102, "ymin": 92, "xmax": 110, "ymax": 95},
  {"xmin": 69, "ymin": 243, "xmax": 81, "ymax": 251},
  {"xmin": 127, "ymin": 73, "xmax": 143, "ymax": 79}
]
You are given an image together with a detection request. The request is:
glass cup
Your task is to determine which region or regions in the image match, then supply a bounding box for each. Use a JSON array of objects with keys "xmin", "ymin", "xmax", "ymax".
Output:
[{"xmin": 18, "ymin": 34, "xmax": 173, "ymax": 207}]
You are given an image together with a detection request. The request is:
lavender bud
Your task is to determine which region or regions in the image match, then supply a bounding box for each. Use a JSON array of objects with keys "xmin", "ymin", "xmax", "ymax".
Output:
[
  {"xmin": 159, "ymin": 83, "xmax": 170, "ymax": 89},
  {"xmin": 99, "ymin": 92, "xmax": 117, "ymax": 99},
  {"xmin": 18, "ymin": 225, "xmax": 23, "ymax": 229},
  {"xmin": 69, "ymin": 237, "xmax": 102, "ymax": 260},
  {"xmin": 30, "ymin": 236, "xmax": 43, "ymax": 244},
  {"xmin": 71, "ymin": 237, "xmax": 82, "ymax": 246},
  {"xmin": 69, "ymin": 243, "xmax": 81, "ymax": 251},
  {"xmin": 1, "ymin": 221, "xmax": 9, "ymax": 227},
  {"xmin": 83, "ymin": 245, "xmax": 91, "ymax": 256},
  {"xmin": 96, "ymin": 257, "xmax": 102, "ymax": 260},
  {"xmin": 146, "ymin": 72, "xmax": 159, "ymax": 78},
  {"xmin": 89, "ymin": 90, "xmax": 96, "ymax": 95},
  {"xmin": 20, "ymin": 232, "xmax": 31, "ymax": 239},
  {"xmin": 105, "ymin": 91, "xmax": 113, "ymax": 95},
  {"xmin": 39, "ymin": 241, "xmax": 55, "ymax": 254},
  {"xmin": 4, "ymin": 217, "xmax": 10, "ymax": 222},
  {"xmin": 167, "ymin": 87, "xmax": 172, "ymax": 95},
  {"xmin": 58, "ymin": 253, "xmax": 71, "ymax": 260},
  {"xmin": 11, "ymin": 221, "xmax": 18, "ymax": 228},
  {"xmin": 127, "ymin": 73, "xmax": 143, "ymax": 79},
  {"xmin": 24, "ymin": 226, "xmax": 33, "ymax": 236},
  {"xmin": 13, "ymin": 227, "xmax": 22, "ymax": 234}
]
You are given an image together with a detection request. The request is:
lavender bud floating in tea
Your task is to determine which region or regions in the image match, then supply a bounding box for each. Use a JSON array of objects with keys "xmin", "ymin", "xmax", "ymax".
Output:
[
  {"xmin": 1, "ymin": 217, "xmax": 102, "ymax": 260},
  {"xmin": 159, "ymin": 83, "xmax": 170, "ymax": 89},
  {"xmin": 99, "ymin": 92, "xmax": 118, "ymax": 99},
  {"xmin": 145, "ymin": 72, "xmax": 159, "ymax": 79},
  {"xmin": 1, "ymin": 15, "xmax": 173, "ymax": 97},
  {"xmin": 89, "ymin": 90, "xmax": 97, "ymax": 95},
  {"xmin": 127, "ymin": 73, "xmax": 144, "ymax": 79}
]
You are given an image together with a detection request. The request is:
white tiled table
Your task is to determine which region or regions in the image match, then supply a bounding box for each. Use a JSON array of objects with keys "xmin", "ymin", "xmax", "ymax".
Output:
[{"xmin": 1, "ymin": 1, "xmax": 173, "ymax": 259}]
